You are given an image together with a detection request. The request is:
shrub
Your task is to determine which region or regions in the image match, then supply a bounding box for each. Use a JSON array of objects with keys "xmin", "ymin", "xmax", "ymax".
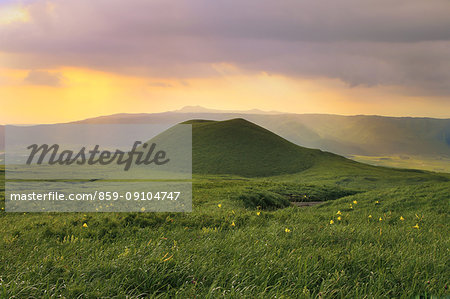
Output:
[{"xmin": 236, "ymin": 189, "xmax": 290, "ymax": 210}]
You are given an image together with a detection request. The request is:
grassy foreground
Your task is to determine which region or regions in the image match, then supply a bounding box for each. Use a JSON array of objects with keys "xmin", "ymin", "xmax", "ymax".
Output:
[{"xmin": 0, "ymin": 168, "xmax": 449, "ymax": 298}]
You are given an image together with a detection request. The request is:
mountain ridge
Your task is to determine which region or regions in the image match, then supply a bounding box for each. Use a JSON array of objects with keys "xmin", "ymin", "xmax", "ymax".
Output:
[
  {"xmin": 72, "ymin": 110, "xmax": 450, "ymax": 158},
  {"xmin": 1, "ymin": 109, "xmax": 449, "ymax": 170},
  {"xmin": 172, "ymin": 105, "xmax": 286, "ymax": 115}
]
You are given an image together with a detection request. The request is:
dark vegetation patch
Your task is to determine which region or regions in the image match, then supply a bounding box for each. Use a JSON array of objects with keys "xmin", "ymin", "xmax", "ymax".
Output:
[
  {"xmin": 235, "ymin": 190, "xmax": 291, "ymax": 210},
  {"xmin": 229, "ymin": 182, "xmax": 359, "ymax": 210}
]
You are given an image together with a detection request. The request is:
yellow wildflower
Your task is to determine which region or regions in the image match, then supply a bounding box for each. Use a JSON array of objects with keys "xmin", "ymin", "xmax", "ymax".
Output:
[
  {"xmin": 336, "ymin": 211, "xmax": 342, "ymax": 215},
  {"xmin": 400, "ymin": 216, "xmax": 405, "ymax": 221},
  {"xmin": 118, "ymin": 248, "xmax": 130, "ymax": 258},
  {"xmin": 82, "ymin": 223, "xmax": 88, "ymax": 228},
  {"xmin": 337, "ymin": 216, "xmax": 342, "ymax": 221},
  {"xmin": 350, "ymin": 204, "xmax": 353, "ymax": 209},
  {"xmin": 353, "ymin": 200, "xmax": 358, "ymax": 204},
  {"xmin": 140, "ymin": 207, "xmax": 146, "ymax": 212},
  {"xmin": 413, "ymin": 223, "xmax": 419, "ymax": 229},
  {"xmin": 285, "ymin": 228, "xmax": 291, "ymax": 233},
  {"xmin": 231, "ymin": 221, "xmax": 235, "ymax": 227},
  {"xmin": 257, "ymin": 211, "xmax": 261, "ymax": 216},
  {"xmin": 379, "ymin": 217, "xmax": 382, "ymax": 221},
  {"xmin": 375, "ymin": 201, "xmax": 379, "ymax": 204},
  {"xmin": 163, "ymin": 255, "xmax": 173, "ymax": 262},
  {"xmin": 330, "ymin": 220, "xmax": 334, "ymax": 225},
  {"xmin": 368, "ymin": 215, "xmax": 372, "ymax": 218},
  {"xmin": 217, "ymin": 204, "xmax": 222, "ymax": 208}
]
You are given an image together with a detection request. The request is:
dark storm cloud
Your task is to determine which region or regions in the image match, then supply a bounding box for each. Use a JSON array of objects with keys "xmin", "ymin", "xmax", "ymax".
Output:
[{"xmin": 1, "ymin": 0, "xmax": 450, "ymax": 94}]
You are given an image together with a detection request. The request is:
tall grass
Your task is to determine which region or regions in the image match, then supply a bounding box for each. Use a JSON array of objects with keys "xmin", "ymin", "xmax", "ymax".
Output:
[{"xmin": 1, "ymin": 173, "xmax": 448, "ymax": 297}]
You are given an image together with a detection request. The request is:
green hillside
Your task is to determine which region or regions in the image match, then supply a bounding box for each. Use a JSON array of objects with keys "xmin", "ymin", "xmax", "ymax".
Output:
[
  {"xmin": 150, "ymin": 118, "xmax": 350, "ymax": 177},
  {"xmin": 148, "ymin": 118, "xmax": 450, "ymax": 187}
]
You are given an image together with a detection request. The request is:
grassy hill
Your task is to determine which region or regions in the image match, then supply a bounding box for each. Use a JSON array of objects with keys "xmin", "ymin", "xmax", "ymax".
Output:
[
  {"xmin": 73, "ymin": 109, "xmax": 450, "ymax": 158},
  {"xmin": 2, "ymin": 111, "xmax": 449, "ymax": 172},
  {"xmin": 148, "ymin": 118, "xmax": 351, "ymax": 177},
  {"xmin": 148, "ymin": 119, "xmax": 450, "ymax": 188}
]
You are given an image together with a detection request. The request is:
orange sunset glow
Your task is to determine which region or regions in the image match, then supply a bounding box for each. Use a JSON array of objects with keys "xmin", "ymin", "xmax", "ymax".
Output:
[{"xmin": 1, "ymin": 0, "xmax": 449, "ymax": 124}]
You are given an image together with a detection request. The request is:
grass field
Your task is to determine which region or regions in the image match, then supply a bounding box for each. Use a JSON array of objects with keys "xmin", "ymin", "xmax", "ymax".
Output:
[
  {"xmin": 1, "ymin": 166, "xmax": 449, "ymax": 298},
  {"xmin": 1, "ymin": 119, "xmax": 449, "ymax": 297}
]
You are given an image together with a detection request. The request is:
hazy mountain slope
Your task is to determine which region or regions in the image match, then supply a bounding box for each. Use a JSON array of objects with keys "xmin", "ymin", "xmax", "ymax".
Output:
[
  {"xmin": 77, "ymin": 110, "xmax": 450, "ymax": 157},
  {"xmin": 244, "ymin": 114, "xmax": 450, "ymax": 156},
  {"xmin": 2, "ymin": 109, "xmax": 449, "ymax": 160},
  {"xmin": 0, "ymin": 125, "xmax": 3, "ymax": 152}
]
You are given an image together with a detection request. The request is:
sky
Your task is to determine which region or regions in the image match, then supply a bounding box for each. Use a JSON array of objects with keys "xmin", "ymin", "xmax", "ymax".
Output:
[{"xmin": 0, "ymin": 0, "xmax": 449, "ymax": 124}]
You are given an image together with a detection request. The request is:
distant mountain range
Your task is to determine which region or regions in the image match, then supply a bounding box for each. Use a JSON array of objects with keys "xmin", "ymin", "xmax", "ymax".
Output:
[
  {"xmin": 1, "ymin": 107, "xmax": 449, "ymax": 162},
  {"xmin": 172, "ymin": 105, "xmax": 284, "ymax": 115},
  {"xmin": 70, "ymin": 107, "xmax": 450, "ymax": 157}
]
